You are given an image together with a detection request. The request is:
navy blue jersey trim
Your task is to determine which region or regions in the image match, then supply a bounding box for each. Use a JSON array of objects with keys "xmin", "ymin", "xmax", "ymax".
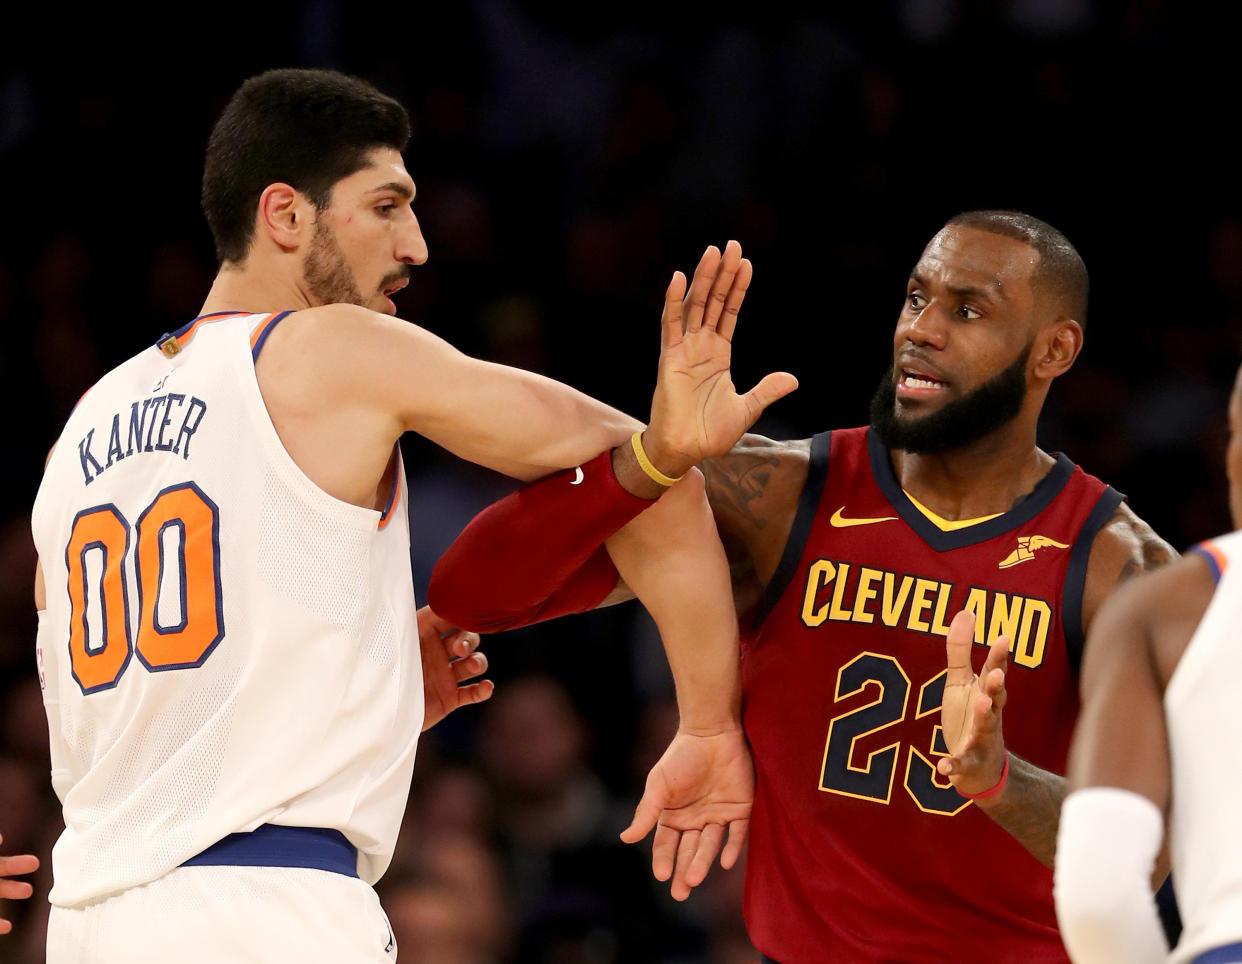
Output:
[
  {"xmin": 1193, "ymin": 941, "xmax": 1242, "ymax": 963},
  {"xmin": 752, "ymin": 432, "xmax": 830, "ymax": 626},
  {"xmin": 866, "ymin": 429, "xmax": 1077, "ymax": 551},
  {"xmin": 1189, "ymin": 544, "xmax": 1225, "ymax": 584},
  {"xmin": 1062, "ymin": 485, "xmax": 1126, "ymax": 677},
  {"xmin": 181, "ymin": 825, "xmax": 358, "ymax": 877},
  {"xmin": 251, "ymin": 310, "xmax": 294, "ymax": 362}
]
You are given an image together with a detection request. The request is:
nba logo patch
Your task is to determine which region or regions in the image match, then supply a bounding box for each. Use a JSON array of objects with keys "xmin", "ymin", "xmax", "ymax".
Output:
[{"xmin": 37, "ymin": 644, "xmax": 46, "ymax": 691}]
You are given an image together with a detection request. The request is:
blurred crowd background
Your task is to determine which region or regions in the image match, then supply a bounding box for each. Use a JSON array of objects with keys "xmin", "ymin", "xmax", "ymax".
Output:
[{"xmin": 2, "ymin": 2, "xmax": 1240, "ymax": 961}]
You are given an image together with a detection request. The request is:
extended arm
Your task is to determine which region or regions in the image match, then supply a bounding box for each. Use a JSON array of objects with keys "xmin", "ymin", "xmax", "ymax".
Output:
[
  {"xmin": 937, "ymin": 505, "xmax": 1178, "ymax": 868},
  {"xmin": 1053, "ymin": 557, "xmax": 1214, "ymax": 964},
  {"xmin": 428, "ymin": 243, "xmax": 796, "ymax": 897}
]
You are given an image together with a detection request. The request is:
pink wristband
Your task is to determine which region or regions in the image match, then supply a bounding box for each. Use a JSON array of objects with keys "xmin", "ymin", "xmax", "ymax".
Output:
[{"xmin": 959, "ymin": 754, "xmax": 1010, "ymax": 801}]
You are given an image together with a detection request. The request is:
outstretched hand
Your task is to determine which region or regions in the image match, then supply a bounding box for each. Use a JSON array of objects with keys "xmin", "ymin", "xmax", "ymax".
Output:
[
  {"xmin": 0, "ymin": 833, "xmax": 38, "ymax": 936},
  {"xmin": 620, "ymin": 727, "xmax": 753, "ymax": 901},
  {"xmin": 643, "ymin": 241, "xmax": 798, "ymax": 475},
  {"xmin": 418, "ymin": 606, "xmax": 493, "ymax": 732},
  {"xmin": 937, "ymin": 610, "xmax": 1011, "ymax": 797}
]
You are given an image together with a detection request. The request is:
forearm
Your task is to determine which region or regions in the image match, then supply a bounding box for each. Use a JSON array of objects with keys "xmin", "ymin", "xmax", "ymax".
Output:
[
  {"xmin": 975, "ymin": 753, "xmax": 1066, "ymax": 868},
  {"xmin": 1054, "ymin": 788, "xmax": 1167, "ymax": 964},
  {"xmin": 605, "ymin": 469, "xmax": 742, "ymax": 732},
  {"xmin": 428, "ymin": 447, "xmax": 645, "ymax": 631},
  {"xmin": 419, "ymin": 362, "xmax": 643, "ymax": 481}
]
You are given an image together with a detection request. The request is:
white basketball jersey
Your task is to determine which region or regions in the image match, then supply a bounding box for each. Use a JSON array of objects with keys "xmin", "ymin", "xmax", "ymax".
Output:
[
  {"xmin": 32, "ymin": 311, "xmax": 424, "ymax": 907},
  {"xmin": 1165, "ymin": 530, "xmax": 1242, "ymax": 963}
]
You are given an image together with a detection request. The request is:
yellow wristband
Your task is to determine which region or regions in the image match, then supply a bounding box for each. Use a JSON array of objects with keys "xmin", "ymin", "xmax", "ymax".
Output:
[{"xmin": 631, "ymin": 431, "xmax": 684, "ymax": 487}]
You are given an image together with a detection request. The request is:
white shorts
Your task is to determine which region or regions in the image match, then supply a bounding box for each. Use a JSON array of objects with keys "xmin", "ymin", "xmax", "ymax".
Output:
[{"xmin": 47, "ymin": 865, "xmax": 398, "ymax": 963}]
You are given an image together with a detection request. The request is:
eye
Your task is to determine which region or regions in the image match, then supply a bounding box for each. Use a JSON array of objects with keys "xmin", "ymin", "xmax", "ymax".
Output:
[
  {"xmin": 907, "ymin": 292, "xmax": 927, "ymax": 311},
  {"xmin": 956, "ymin": 304, "xmax": 982, "ymax": 320},
  {"xmin": 376, "ymin": 203, "xmax": 397, "ymax": 217}
]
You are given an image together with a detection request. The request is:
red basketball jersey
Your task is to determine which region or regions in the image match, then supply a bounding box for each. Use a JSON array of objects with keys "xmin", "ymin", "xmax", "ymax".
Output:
[{"xmin": 741, "ymin": 427, "xmax": 1122, "ymax": 964}]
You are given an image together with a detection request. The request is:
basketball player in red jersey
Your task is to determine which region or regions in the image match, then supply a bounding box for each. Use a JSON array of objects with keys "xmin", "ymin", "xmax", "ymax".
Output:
[{"xmin": 430, "ymin": 211, "xmax": 1177, "ymax": 962}]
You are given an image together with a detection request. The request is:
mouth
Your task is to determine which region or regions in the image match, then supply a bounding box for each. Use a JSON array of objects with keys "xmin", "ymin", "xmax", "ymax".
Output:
[
  {"xmin": 382, "ymin": 277, "xmax": 409, "ymax": 298},
  {"xmin": 895, "ymin": 359, "xmax": 950, "ymax": 400}
]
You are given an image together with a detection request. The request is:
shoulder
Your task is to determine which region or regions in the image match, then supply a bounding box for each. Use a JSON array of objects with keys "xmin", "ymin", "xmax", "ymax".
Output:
[
  {"xmin": 268, "ymin": 304, "xmax": 439, "ymax": 353},
  {"xmin": 701, "ymin": 435, "xmax": 812, "ymax": 530},
  {"xmin": 1081, "ymin": 501, "xmax": 1179, "ymax": 634},
  {"xmin": 702, "ymin": 434, "xmax": 815, "ymax": 605},
  {"xmin": 257, "ymin": 305, "xmax": 458, "ymax": 401},
  {"xmin": 1088, "ymin": 550, "xmax": 1217, "ymax": 686}
]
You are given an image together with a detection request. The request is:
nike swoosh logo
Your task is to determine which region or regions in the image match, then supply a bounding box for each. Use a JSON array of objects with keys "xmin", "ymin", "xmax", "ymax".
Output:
[
  {"xmin": 830, "ymin": 506, "xmax": 898, "ymax": 528},
  {"xmin": 570, "ymin": 467, "xmax": 585, "ymax": 485}
]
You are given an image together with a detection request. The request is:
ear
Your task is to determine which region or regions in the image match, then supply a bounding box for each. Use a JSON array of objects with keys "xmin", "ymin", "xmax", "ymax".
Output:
[
  {"xmin": 255, "ymin": 183, "xmax": 313, "ymax": 252},
  {"xmin": 1031, "ymin": 319, "xmax": 1083, "ymax": 380}
]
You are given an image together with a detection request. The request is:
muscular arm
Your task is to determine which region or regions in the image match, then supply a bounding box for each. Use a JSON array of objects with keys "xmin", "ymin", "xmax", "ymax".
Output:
[
  {"xmin": 256, "ymin": 304, "xmax": 645, "ymax": 514},
  {"xmin": 949, "ymin": 504, "xmax": 1178, "ymax": 868},
  {"xmin": 1055, "ymin": 555, "xmax": 1215, "ymax": 962},
  {"xmin": 699, "ymin": 434, "xmax": 810, "ymax": 615}
]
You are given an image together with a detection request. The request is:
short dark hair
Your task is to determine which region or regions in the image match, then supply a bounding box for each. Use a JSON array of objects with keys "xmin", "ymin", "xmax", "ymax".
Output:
[
  {"xmin": 945, "ymin": 210, "xmax": 1088, "ymax": 329},
  {"xmin": 202, "ymin": 69, "xmax": 411, "ymax": 264}
]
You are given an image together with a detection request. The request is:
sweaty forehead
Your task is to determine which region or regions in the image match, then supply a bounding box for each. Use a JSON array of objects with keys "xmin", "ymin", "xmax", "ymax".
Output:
[{"xmin": 916, "ymin": 226, "xmax": 1039, "ymax": 297}]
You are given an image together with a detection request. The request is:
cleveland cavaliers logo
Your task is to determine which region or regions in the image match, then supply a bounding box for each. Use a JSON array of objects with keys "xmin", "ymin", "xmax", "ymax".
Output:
[{"xmin": 998, "ymin": 535, "xmax": 1069, "ymax": 569}]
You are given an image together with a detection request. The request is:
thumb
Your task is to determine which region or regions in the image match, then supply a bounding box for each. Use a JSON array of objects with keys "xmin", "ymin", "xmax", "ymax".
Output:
[
  {"xmin": 742, "ymin": 371, "xmax": 799, "ymax": 426},
  {"xmin": 620, "ymin": 785, "xmax": 663, "ymax": 844}
]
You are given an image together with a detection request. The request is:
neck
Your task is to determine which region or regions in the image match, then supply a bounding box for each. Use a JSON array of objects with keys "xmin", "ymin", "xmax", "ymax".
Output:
[
  {"xmin": 888, "ymin": 414, "xmax": 1053, "ymax": 520},
  {"xmin": 199, "ymin": 260, "xmax": 314, "ymax": 317}
]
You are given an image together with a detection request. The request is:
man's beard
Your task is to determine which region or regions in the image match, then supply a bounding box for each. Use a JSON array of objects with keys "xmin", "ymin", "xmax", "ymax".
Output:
[
  {"xmin": 869, "ymin": 342, "xmax": 1032, "ymax": 454},
  {"xmin": 303, "ymin": 216, "xmax": 366, "ymax": 308}
]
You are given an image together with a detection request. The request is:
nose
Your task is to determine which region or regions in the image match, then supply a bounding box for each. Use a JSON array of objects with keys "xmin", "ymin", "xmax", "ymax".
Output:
[
  {"xmin": 397, "ymin": 210, "xmax": 428, "ymax": 265},
  {"xmin": 903, "ymin": 301, "xmax": 948, "ymax": 351}
]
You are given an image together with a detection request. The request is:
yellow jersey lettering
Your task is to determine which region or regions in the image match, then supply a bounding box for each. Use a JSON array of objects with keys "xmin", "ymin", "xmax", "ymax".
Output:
[
  {"xmin": 797, "ymin": 559, "xmax": 1053, "ymax": 668},
  {"xmin": 907, "ymin": 578, "xmax": 939, "ymax": 633},
  {"xmin": 852, "ymin": 567, "xmax": 882, "ymax": 624},
  {"xmin": 802, "ymin": 560, "xmax": 836, "ymax": 628},
  {"xmin": 882, "ymin": 573, "xmax": 914, "ymax": 627},
  {"xmin": 1014, "ymin": 598, "xmax": 1051, "ymax": 668},
  {"xmin": 829, "ymin": 563, "xmax": 853, "ymax": 621},
  {"xmin": 988, "ymin": 592, "xmax": 1023, "ymax": 646},
  {"xmin": 930, "ymin": 582, "xmax": 954, "ymax": 636}
]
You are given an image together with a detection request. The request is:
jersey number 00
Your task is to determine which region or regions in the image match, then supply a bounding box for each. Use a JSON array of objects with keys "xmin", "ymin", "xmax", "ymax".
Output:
[{"xmin": 64, "ymin": 482, "xmax": 224, "ymax": 694}]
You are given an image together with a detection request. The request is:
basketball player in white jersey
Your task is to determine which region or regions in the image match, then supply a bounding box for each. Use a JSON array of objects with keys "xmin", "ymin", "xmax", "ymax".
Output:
[
  {"xmin": 32, "ymin": 69, "xmax": 794, "ymax": 962},
  {"xmin": 1054, "ymin": 363, "xmax": 1242, "ymax": 963}
]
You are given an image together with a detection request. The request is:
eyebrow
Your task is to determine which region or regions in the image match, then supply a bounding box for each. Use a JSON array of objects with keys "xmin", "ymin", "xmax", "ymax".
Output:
[
  {"xmin": 909, "ymin": 271, "xmax": 1003, "ymax": 303},
  {"xmin": 369, "ymin": 181, "xmax": 414, "ymax": 201}
]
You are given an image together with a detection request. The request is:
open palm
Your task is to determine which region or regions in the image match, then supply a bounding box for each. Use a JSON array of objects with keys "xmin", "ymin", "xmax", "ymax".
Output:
[
  {"xmin": 644, "ymin": 242, "xmax": 798, "ymax": 472},
  {"xmin": 620, "ymin": 727, "xmax": 754, "ymax": 901}
]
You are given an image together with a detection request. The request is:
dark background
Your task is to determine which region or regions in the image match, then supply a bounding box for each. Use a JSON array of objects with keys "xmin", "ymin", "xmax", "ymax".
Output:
[{"xmin": 1, "ymin": 3, "xmax": 1239, "ymax": 961}]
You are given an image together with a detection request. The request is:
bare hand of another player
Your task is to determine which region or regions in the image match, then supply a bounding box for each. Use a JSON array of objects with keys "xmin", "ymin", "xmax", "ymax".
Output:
[
  {"xmin": 937, "ymin": 610, "xmax": 1010, "ymax": 799},
  {"xmin": 0, "ymin": 833, "xmax": 38, "ymax": 936},
  {"xmin": 418, "ymin": 606, "xmax": 494, "ymax": 732},
  {"xmin": 620, "ymin": 727, "xmax": 753, "ymax": 901},
  {"xmin": 643, "ymin": 242, "xmax": 798, "ymax": 476}
]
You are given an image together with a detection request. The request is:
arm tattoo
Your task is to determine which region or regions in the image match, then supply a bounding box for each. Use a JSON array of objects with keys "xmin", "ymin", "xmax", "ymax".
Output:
[
  {"xmin": 979, "ymin": 754, "xmax": 1066, "ymax": 869},
  {"xmin": 1118, "ymin": 557, "xmax": 1143, "ymax": 583},
  {"xmin": 1117, "ymin": 525, "xmax": 1178, "ymax": 584},
  {"xmin": 702, "ymin": 453, "xmax": 781, "ymax": 531},
  {"xmin": 1140, "ymin": 532, "xmax": 1176, "ymax": 571}
]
